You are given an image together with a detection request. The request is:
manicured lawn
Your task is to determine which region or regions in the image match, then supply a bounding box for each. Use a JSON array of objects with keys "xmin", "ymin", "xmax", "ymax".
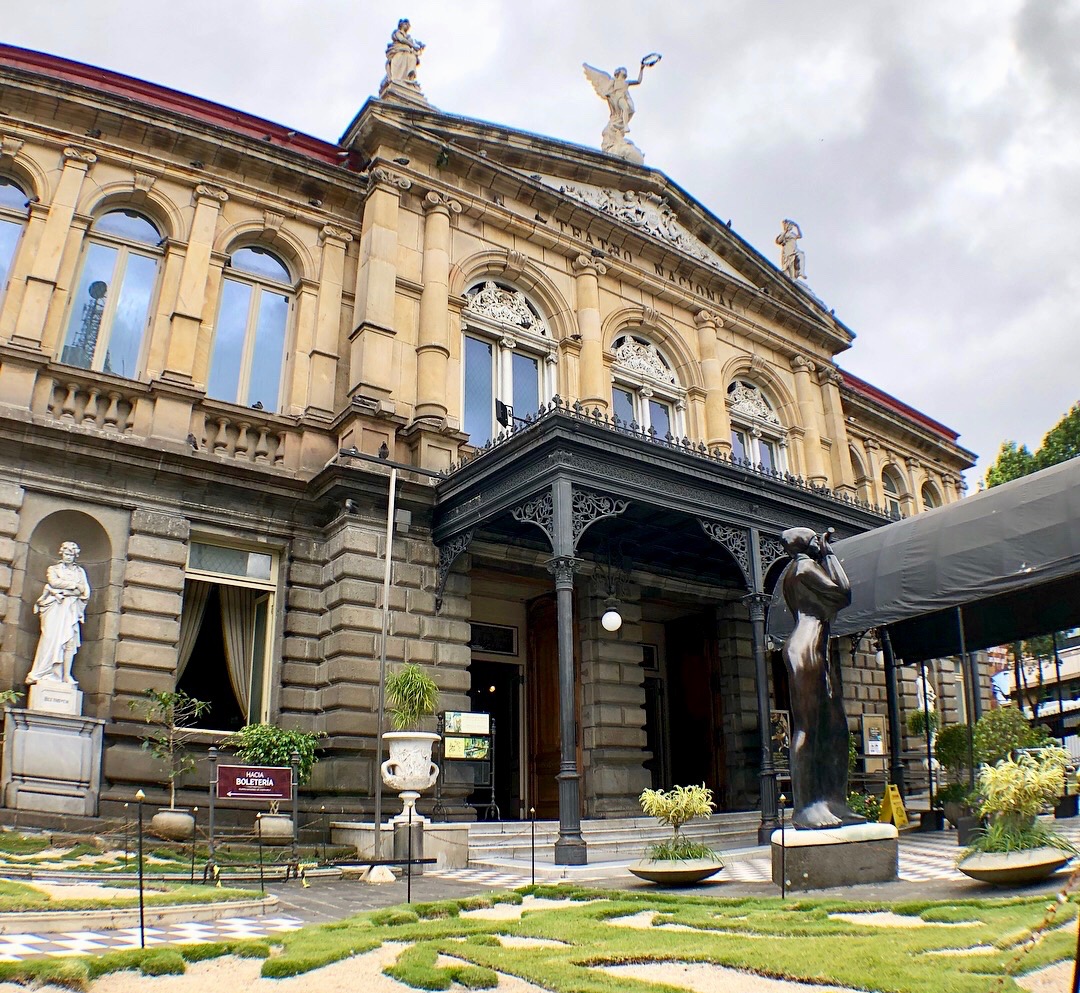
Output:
[{"xmin": 0, "ymin": 878, "xmax": 259, "ymax": 913}]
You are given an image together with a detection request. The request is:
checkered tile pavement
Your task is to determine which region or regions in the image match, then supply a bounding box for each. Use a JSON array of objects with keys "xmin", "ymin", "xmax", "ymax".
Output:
[{"xmin": 0, "ymin": 917, "xmax": 303, "ymax": 961}]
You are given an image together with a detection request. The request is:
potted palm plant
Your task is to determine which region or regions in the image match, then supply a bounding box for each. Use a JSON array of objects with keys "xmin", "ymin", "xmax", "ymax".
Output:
[
  {"xmin": 381, "ymin": 664, "xmax": 441, "ymax": 818},
  {"xmin": 224, "ymin": 723, "xmax": 323, "ymax": 845},
  {"xmin": 628, "ymin": 783, "xmax": 724, "ymax": 884},
  {"xmin": 957, "ymin": 746, "xmax": 1075, "ymax": 885},
  {"xmin": 130, "ymin": 689, "xmax": 210, "ymax": 841}
]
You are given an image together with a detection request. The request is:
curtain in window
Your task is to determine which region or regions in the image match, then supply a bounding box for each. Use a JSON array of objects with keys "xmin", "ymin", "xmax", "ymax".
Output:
[
  {"xmin": 176, "ymin": 580, "xmax": 211, "ymax": 680},
  {"xmin": 219, "ymin": 586, "xmax": 255, "ymax": 718}
]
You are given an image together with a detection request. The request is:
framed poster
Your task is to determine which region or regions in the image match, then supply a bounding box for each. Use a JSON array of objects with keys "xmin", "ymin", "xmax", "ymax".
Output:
[
  {"xmin": 444, "ymin": 736, "xmax": 490, "ymax": 760},
  {"xmin": 861, "ymin": 714, "xmax": 887, "ymax": 773}
]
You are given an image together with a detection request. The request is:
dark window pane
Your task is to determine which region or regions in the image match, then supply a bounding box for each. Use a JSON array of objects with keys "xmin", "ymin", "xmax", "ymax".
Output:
[
  {"xmin": 248, "ymin": 290, "xmax": 288, "ymax": 411},
  {"xmin": 208, "ymin": 278, "xmax": 252, "ymax": 403},
  {"xmin": 649, "ymin": 399, "xmax": 671, "ymax": 438},
  {"xmin": 101, "ymin": 251, "xmax": 155, "ymax": 378},
  {"xmin": 730, "ymin": 429, "xmax": 748, "ymax": 461},
  {"xmin": 61, "ymin": 242, "xmax": 118, "ymax": 369},
  {"xmin": 464, "ymin": 335, "xmax": 493, "ymax": 445},
  {"xmin": 512, "ymin": 352, "xmax": 540, "ymax": 419},
  {"xmin": 0, "ymin": 178, "xmax": 26, "ymax": 211},
  {"xmin": 760, "ymin": 439, "xmax": 777, "ymax": 472},
  {"xmin": 613, "ymin": 387, "xmax": 635, "ymax": 424},
  {"xmin": 0, "ymin": 217, "xmax": 23, "ymax": 293},
  {"xmin": 231, "ymin": 247, "xmax": 290, "ymax": 284},
  {"xmin": 94, "ymin": 210, "xmax": 160, "ymax": 244}
]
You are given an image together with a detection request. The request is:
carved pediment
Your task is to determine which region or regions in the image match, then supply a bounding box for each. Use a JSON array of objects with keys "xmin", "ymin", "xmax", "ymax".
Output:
[
  {"xmin": 613, "ymin": 335, "xmax": 675, "ymax": 384},
  {"xmin": 727, "ymin": 381, "xmax": 779, "ymax": 425},
  {"xmin": 465, "ymin": 281, "xmax": 548, "ymax": 336}
]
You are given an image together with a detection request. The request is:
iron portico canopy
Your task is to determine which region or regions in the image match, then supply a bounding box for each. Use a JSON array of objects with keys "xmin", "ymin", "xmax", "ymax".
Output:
[{"xmin": 767, "ymin": 457, "xmax": 1080, "ymax": 661}]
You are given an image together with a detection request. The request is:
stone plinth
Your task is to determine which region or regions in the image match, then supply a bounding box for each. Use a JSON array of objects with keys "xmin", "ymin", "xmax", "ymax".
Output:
[
  {"xmin": 331, "ymin": 821, "xmax": 469, "ymax": 870},
  {"xmin": 27, "ymin": 682, "xmax": 83, "ymax": 716},
  {"xmin": 1, "ymin": 708, "xmax": 105, "ymax": 816},
  {"xmin": 771, "ymin": 822, "xmax": 898, "ymax": 892}
]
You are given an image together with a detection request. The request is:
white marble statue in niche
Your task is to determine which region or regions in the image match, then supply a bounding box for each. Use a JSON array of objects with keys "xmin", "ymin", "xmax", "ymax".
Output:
[
  {"xmin": 583, "ymin": 54, "xmax": 661, "ymax": 166},
  {"xmin": 382, "ymin": 18, "xmax": 425, "ymax": 92},
  {"xmin": 26, "ymin": 541, "xmax": 90, "ymax": 686}
]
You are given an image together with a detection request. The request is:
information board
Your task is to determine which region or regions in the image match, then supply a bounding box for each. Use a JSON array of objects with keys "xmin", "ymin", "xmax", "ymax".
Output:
[
  {"xmin": 444, "ymin": 711, "xmax": 491, "ymax": 735},
  {"xmin": 217, "ymin": 764, "xmax": 292, "ymax": 801}
]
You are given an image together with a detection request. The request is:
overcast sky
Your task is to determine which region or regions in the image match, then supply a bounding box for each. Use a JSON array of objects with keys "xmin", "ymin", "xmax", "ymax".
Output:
[{"xmin": 7, "ymin": 1, "xmax": 1078, "ymax": 484}]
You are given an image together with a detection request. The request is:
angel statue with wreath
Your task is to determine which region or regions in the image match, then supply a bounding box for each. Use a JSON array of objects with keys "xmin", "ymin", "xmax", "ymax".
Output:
[{"xmin": 583, "ymin": 53, "xmax": 661, "ymax": 165}]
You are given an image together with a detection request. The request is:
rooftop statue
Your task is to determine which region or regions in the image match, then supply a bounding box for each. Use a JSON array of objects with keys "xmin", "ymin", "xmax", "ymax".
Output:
[
  {"xmin": 778, "ymin": 527, "xmax": 865, "ymax": 830},
  {"xmin": 583, "ymin": 53, "xmax": 661, "ymax": 166},
  {"xmin": 380, "ymin": 19, "xmax": 428, "ymax": 104},
  {"xmin": 776, "ymin": 219, "xmax": 807, "ymax": 281},
  {"xmin": 26, "ymin": 540, "xmax": 90, "ymax": 687}
]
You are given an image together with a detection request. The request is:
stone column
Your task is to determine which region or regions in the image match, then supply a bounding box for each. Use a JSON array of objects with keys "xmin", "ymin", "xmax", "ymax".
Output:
[
  {"xmin": 790, "ymin": 355, "xmax": 828, "ymax": 485},
  {"xmin": 572, "ymin": 255, "xmax": 607, "ymax": 412},
  {"xmin": 306, "ymin": 224, "xmax": 352, "ymax": 419},
  {"xmin": 13, "ymin": 147, "xmax": 97, "ymax": 348},
  {"xmin": 162, "ymin": 184, "xmax": 228, "ymax": 382},
  {"xmin": 862, "ymin": 438, "xmax": 884, "ymax": 507},
  {"xmin": 817, "ymin": 364, "xmax": 855, "ymax": 494},
  {"xmin": 414, "ymin": 191, "xmax": 461, "ymax": 423},
  {"xmin": 695, "ymin": 309, "xmax": 732, "ymax": 451},
  {"xmin": 350, "ymin": 169, "xmax": 408, "ymax": 401},
  {"xmin": 906, "ymin": 457, "xmax": 924, "ymax": 509}
]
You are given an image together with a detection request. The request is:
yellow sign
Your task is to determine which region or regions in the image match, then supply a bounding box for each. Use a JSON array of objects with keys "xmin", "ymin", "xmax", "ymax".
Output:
[{"xmin": 879, "ymin": 784, "xmax": 908, "ymax": 828}]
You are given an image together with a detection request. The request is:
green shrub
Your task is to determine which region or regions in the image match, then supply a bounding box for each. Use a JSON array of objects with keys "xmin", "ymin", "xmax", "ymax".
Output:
[
  {"xmin": 385, "ymin": 664, "xmax": 440, "ymax": 730},
  {"xmin": 907, "ymin": 709, "xmax": 939, "ymax": 737},
  {"xmin": 935, "ymin": 723, "xmax": 972, "ymax": 782},
  {"xmin": 223, "ymin": 723, "xmax": 324, "ymax": 785},
  {"xmin": 973, "ymin": 708, "xmax": 1053, "ymax": 765}
]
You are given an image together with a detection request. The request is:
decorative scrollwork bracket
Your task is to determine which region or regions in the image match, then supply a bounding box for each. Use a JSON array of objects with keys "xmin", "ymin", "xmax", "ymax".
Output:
[
  {"xmin": 435, "ymin": 529, "xmax": 474, "ymax": 613},
  {"xmin": 572, "ymin": 489, "xmax": 629, "ymax": 552},
  {"xmin": 700, "ymin": 520, "xmax": 751, "ymax": 588}
]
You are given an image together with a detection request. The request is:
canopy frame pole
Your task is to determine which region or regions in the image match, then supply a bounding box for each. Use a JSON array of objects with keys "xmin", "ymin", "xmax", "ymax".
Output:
[
  {"xmin": 1053, "ymin": 631, "xmax": 1066, "ymax": 740},
  {"xmin": 880, "ymin": 628, "xmax": 905, "ymax": 795},
  {"xmin": 956, "ymin": 606, "xmax": 976, "ymax": 791},
  {"xmin": 919, "ymin": 658, "xmax": 936, "ymax": 805}
]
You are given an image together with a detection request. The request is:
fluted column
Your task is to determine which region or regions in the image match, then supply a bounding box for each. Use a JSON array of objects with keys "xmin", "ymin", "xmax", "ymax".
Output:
[
  {"xmin": 14, "ymin": 146, "xmax": 97, "ymax": 347},
  {"xmin": 790, "ymin": 355, "xmax": 828, "ymax": 484},
  {"xmin": 573, "ymin": 255, "xmax": 608, "ymax": 411},
  {"xmin": 305, "ymin": 224, "xmax": 353, "ymax": 418},
  {"xmin": 414, "ymin": 191, "xmax": 461, "ymax": 423},
  {"xmin": 816, "ymin": 364, "xmax": 855, "ymax": 494},
  {"xmin": 163, "ymin": 184, "xmax": 228, "ymax": 382},
  {"xmin": 350, "ymin": 168, "xmax": 408, "ymax": 399},
  {"xmin": 695, "ymin": 309, "xmax": 732, "ymax": 451}
]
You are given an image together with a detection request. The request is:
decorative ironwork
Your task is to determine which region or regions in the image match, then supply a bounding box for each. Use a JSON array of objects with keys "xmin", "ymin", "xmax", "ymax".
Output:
[
  {"xmin": 435, "ymin": 529, "xmax": 473, "ymax": 613},
  {"xmin": 465, "ymin": 281, "xmax": 549, "ymax": 336},
  {"xmin": 572, "ymin": 489, "xmax": 629, "ymax": 550},
  {"xmin": 511, "ymin": 491, "xmax": 554, "ymax": 547},
  {"xmin": 700, "ymin": 521, "xmax": 751, "ymax": 587},
  {"xmin": 727, "ymin": 381, "xmax": 780, "ymax": 425},
  {"xmin": 759, "ymin": 534, "xmax": 788, "ymax": 575},
  {"xmin": 612, "ymin": 336, "xmax": 676, "ymax": 384},
  {"xmin": 546, "ymin": 555, "xmax": 579, "ymax": 587},
  {"xmin": 742, "ymin": 590, "xmax": 774, "ymax": 619}
]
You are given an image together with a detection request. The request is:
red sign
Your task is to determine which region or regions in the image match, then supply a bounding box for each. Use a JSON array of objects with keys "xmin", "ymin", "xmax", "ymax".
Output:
[{"xmin": 217, "ymin": 764, "xmax": 292, "ymax": 801}]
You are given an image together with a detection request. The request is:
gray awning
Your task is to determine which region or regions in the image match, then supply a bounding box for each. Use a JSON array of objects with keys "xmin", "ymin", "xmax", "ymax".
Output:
[{"xmin": 767, "ymin": 458, "xmax": 1080, "ymax": 661}]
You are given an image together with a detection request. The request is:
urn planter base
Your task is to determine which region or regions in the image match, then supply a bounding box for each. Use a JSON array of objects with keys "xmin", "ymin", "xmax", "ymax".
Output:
[
  {"xmin": 957, "ymin": 847, "xmax": 1071, "ymax": 886},
  {"xmin": 627, "ymin": 858, "xmax": 724, "ymax": 885},
  {"xmin": 150, "ymin": 808, "xmax": 195, "ymax": 842},
  {"xmin": 257, "ymin": 813, "xmax": 294, "ymax": 846}
]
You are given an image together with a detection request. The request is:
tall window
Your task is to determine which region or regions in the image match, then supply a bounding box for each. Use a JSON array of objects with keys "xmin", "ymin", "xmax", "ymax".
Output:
[
  {"xmin": 209, "ymin": 247, "xmax": 292, "ymax": 412},
  {"xmin": 610, "ymin": 334, "xmax": 683, "ymax": 438},
  {"xmin": 0, "ymin": 177, "xmax": 29, "ymax": 307},
  {"xmin": 921, "ymin": 482, "xmax": 941, "ymax": 510},
  {"xmin": 176, "ymin": 540, "xmax": 277, "ymax": 733},
  {"xmin": 462, "ymin": 280, "xmax": 551, "ymax": 446},
  {"xmin": 60, "ymin": 210, "xmax": 162, "ymax": 378},
  {"xmin": 882, "ymin": 468, "xmax": 905, "ymax": 518},
  {"xmin": 726, "ymin": 380, "xmax": 786, "ymax": 471}
]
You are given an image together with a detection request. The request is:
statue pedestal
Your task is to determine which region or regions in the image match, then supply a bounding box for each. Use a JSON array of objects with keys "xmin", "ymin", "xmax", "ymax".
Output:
[
  {"xmin": 771, "ymin": 822, "xmax": 898, "ymax": 892},
  {"xmin": 27, "ymin": 681, "xmax": 83, "ymax": 716},
  {"xmin": 1, "ymin": 708, "xmax": 104, "ymax": 816}
]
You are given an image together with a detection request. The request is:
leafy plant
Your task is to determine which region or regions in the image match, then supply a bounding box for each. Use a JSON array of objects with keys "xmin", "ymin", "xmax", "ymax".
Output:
[
  {"xmin": 385, "ymin": 664, "xmax": 440, "ymax": 731},
  {"xmin": 934, "ymin": 723, "xmax": 971, "ymax": 784},
  {"xmin": 847, "ymin": 791, "xmax": 882, "ymax": 821},
  {"xmin": 224, "ymin": 724, "xmax": 323, "ymax": 785},
  {"xmin": 972, "ymin": 707, "xmax": 1053, "ymax": 765},
  {"xmin": 129, "ymin": 690, "xmax": 210, "ymax": 809},
  {"xmin": 906, "ymin": 708, "xmax": 939, "ymax": 737},
  {"xmin": 639, "ymin": 783, "xmax": 720, "ymax": 862},
  {"xmin": 934, "ymin": 782, "xmax": 973, "ymax": 807}
]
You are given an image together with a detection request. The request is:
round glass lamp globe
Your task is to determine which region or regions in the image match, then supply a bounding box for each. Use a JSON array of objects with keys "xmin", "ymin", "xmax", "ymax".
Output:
[{"xmin": 601, "ymin": 608, "xmax": 623, "ymax": 632}]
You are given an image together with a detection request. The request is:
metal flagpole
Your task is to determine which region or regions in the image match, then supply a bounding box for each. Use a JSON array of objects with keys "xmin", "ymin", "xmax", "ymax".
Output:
[{"xmin": 373, "ymin": 465, "xmax": 398, "ymax": 847}]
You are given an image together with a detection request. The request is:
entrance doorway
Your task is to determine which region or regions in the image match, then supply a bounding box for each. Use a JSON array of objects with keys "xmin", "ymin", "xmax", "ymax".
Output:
[{"xmin": 468, "ymin": 659, "xmax": 522, "ymax": 819}]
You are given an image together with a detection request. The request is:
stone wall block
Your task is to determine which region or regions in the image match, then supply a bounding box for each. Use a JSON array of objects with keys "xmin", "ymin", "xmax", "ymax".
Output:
[
  {"xmin": 282, "ymin": 636, "xmax": 322, "ymax": 662},
  {"xmin": 436, "ymin": 642, "xmax": 470, "ymax": 667},
  {"xmin": 287, "ymin": 586, "xmax": 326, "ymax": 612},
  {"xmin": 405, "ymin": 588, "xmax": 436, "ymax": 616},
  {"xmin": 322, "ymin": 631, "xmax": 378, "ymax": 661},
  {"xmin": 406, "ymin": 542, "xmax": 439, "ymax": 567},
  {"xmin": 284, "ymin": 610, "xmax": 322, "ymax": 638},
  {"xmin": 391, "ymin": 562, "xmax": 424, "ymax": 589},
  {"xmin": 328, "ymin": 554, "xmax": 385, "ymax": 584},
  {"xmin": 280, "ymin": 660, "xmax": 322, "ymax": 688},
  {"xmin": 288, "ymin": 562, "xmax": 324, "ymax": 588},
  {"xmin": 324, "ymin": 526, "xmax": 381, "ymax": 560},
  {"xmin": 0, "ymin": 509, "xmax": 19, "ymax": 538},
  {"xmin": 122, "ymin": 561, "xmax": 186, "ymax": 592},
  {"xmin": 131, "ymin": 510, "xmax": 191, "ymax": 541},
  {"xmin": 390, "ymin": 611, "xmax": 421, "ymax": 638},
  {"xmin": 118, "ymin": 612, "xmax": 180, "ymax": 644},
  {"xmin": 126, "ymin": 534, "xmax": 188, "ymax": 566},
  {"xmin": 328, "ymin": 604, "xmax": 383, "ymax": 633},
  {"xmin": 325, "ymin": 656, "xmax": 379, "ymax": 684},
  {"xmin": 324, "ymin": 579, "xmax": 379, "ymax": 609},
  {"xmin": 0, "ymin": 482, "xmax": 25, "ymax": 511},
  {"xmin": 405, "ymin": 639, "xmax": 436, "ymax": 664},
  {"xmin": 119, "ymin": 586, "xmax": 182, "ymax": 617}
]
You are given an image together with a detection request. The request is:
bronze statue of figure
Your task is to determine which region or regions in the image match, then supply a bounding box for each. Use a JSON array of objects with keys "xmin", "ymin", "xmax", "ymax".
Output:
[{"xmin": 779, "ymin": 526, "xmax": 865, "ymax": 830}]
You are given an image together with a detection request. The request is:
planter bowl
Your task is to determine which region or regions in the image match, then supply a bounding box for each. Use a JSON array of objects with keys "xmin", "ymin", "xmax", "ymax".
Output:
[
  {"xmin": 627, "ymin": 858, "xmax": 724, "ymax": 885},
  {"xmin": 958, "ymin": 846, "xmax": 1071, "ymax": 885},
  {"xmin": 149, "ymin": 808, "xmax": 196, "ymax": 842},
  {"xmin": 257, "ymin": 813, "xmax": 294, "ymax": 846},
  {"xmin": 381, "ymin": 731, "xmax": 440, "ymax": 793}
]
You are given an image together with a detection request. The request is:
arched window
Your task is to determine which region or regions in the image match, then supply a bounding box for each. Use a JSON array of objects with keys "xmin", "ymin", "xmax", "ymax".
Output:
[
  {"xmin": 0, "ymin": 177, "xmax": 29, "ymax": 307},
  {"xmin": 209, "ymin": 247, "xmax": 293, "ymax": 412},
  {"xmin": 882, "ymin": 467, "xmax": 905, "ymax": 518},
  {"xmin": 921, "ymin": 482, "xmax": 941, "ymax": 510},
  {"xmin": 726, "ymin": 380, "xmax": 786, "ymax": 472},
  {"xmin": 611, "ymin": 334, "xmax": 684, "ymax": 439},
  {"xmin": 60, "ymin": 209, "xmax": 162, "ymax": 377},
  {"xmin": 462, "ymin": 280, "xmax": 552, "ymax": 446}
]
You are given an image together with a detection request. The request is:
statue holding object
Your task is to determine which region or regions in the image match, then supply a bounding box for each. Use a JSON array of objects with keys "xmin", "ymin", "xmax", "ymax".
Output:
[
  {"xmin": 380, "ymin": 18, "xmax": 428, "ymax": 104},
  {"xmin": 778, "ymin": 526, "xmax": 865, "ymax": 830},
  {"xmin": 776, "ymin": 219, "xmax": 807, "ymax": 281},
  {"xmin": 583, "ymin": 53, "xmax": 661, "ymax": 166}
]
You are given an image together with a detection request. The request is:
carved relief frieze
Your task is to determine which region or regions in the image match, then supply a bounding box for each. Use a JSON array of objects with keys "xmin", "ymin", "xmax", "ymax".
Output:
[
  {"xmin": 726, "ymin": 381, "xmax": 780, "ymax": 425},
  {"xmin": 612, "ymin": 336, "xmax": 675, "ymax": 384},
  {"xmin": 465, "ymin": 281, "xmax": 549, "ymax": 336}
]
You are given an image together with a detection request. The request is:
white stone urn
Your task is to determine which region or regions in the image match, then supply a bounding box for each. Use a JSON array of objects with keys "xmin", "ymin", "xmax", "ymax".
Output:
[
  {"xmin": 381, "ymin": 731, "xmax": 440, "ymax": 820},
  {"xmin": 150, "ymin": 808, "xmax": 196, "ymax": 842}
]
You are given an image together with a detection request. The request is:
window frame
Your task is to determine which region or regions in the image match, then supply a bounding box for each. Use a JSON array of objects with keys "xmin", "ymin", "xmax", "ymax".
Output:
[
  {"xmin": 610, "ymin": 333, "xmax": 686, "ymax": 439},
  {"xmin": 882, "ymin": 467, "xmax": 905, "ymax": 519},
  {"xmin": 209, "ymin": 246, "xmax": 296, "ymax": 412},
  {"xmin": 59, "ymin": 208, "xmax": 164, "ymax": 378},
  {"xmin": 0, "ymin": 176, "xmax": 29, "ymax": 311},
  {"xmin": 726, "ymin": 379, "xmax": 788, "ymax": 472}
]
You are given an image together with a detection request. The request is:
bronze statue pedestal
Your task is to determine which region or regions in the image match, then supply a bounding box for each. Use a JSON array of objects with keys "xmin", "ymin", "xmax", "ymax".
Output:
[{"xmin": 771, "ymin": 822, "xmax": 898, "ymax": 892}]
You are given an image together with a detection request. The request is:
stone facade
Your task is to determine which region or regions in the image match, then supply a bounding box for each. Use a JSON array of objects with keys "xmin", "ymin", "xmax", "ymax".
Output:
[{"xmin": 0, "ymin": 44, "xmax": 976, "ymax": 822}]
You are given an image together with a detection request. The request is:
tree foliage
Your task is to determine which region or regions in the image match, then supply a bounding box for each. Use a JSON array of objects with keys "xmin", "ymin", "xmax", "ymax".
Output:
[
  {"xmin": 972, "ymin": 707, "xmax": 1053, "ymax": 766},
  {"xmin": 985, "ymin": 402, "xmax": 1080, "ymax": 488}
]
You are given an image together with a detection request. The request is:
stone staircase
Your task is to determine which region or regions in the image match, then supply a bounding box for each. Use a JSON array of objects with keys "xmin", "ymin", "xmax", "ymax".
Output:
[{"xmin": 467, "ymin": 810, "xmax": 762, "ymax": 865}]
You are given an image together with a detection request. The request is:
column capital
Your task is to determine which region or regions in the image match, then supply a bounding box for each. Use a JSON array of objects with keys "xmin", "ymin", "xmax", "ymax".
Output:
[
  {"xmin": 423, "ymin": 190, "xmax": 462, "ymax": 216},
  {"xmin": 789, "ymin": 353, "xmax": 815, "ymax": 373},
  {"xmin": 368, "ymin": 167, "xmax": 411, "ymax": 191},
  {"xmin": 546, "ymin": 555, "xmax": 580, "ymax": 587},
  {"xmin": 863, "ymin": 437, "xmax": 881, "ymax": 452},
  {"xmin": 573, "ymin": 254, "xmax": 607, "ymax": 277},
  {"xmin": 0, "ymin": 135, "xmax": 25, "ymax": 159},
  {"xmin": 319, "ymin": 223, "xmax": 354, "ymax": 245},
  {"xmin": 62, "ymin": 146, "xmax": 97, "ymax": 167},
  {"xmin": 743, "ymin": 591, "xmax": 773, "ymax": 619},
  {"xmin": 194, "ymin": 183, "xmax": 229, "ymax": 204},
  {"xmin": 816, "ymin": 363, "xmax": 844, "ymax": 387},
  {"xmin": 694, "ymin": 308, "xmax": 723, "ymax": 328}
]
